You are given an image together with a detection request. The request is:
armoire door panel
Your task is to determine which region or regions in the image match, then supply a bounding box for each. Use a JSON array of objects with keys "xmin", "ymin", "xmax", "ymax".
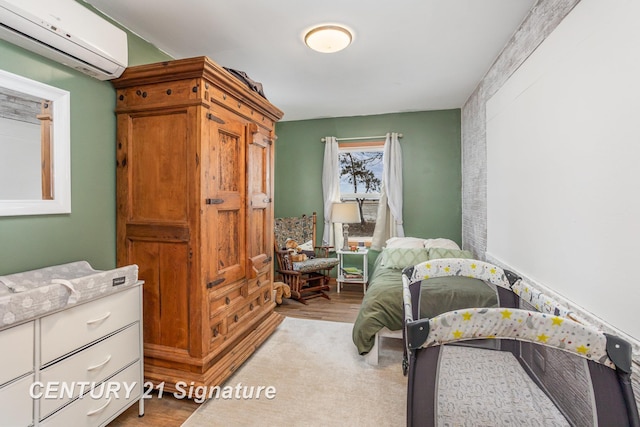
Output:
[
  {"xmin": 129, "ymin": 112, "xmax": 190, "ymax": 222},
  {"xmin": 216, "ymin": 208, "xmax": 243, "ymax": 281},
  {"xmin": 204, "ymin": 118, "xmax": 246, "ymax": 286},
  {"xmin": 130, "ymin": 240, "xmax": 190, "ymax": 350},
  {"xmin": 217, "ymin": 128, "xmax": 243, "ymax": 193},
  {"xmin": 247, "ymin": 129, "xmax": 273, "ymax": 277}
]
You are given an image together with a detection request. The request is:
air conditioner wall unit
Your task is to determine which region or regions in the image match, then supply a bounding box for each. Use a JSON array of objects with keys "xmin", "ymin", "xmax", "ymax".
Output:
[{"xmin": 0, "ymin": 0, "xmax": 128, "ymax": 80}]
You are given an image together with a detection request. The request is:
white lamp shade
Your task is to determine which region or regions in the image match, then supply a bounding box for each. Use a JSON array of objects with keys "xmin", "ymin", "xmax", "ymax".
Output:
[
  {"xmin": 305, "ymin": 25, "xmax": 352, "ymax": 53},
  {"xmin": 332, "ymin": 202, "xmax": 361, "ymax": 224}
]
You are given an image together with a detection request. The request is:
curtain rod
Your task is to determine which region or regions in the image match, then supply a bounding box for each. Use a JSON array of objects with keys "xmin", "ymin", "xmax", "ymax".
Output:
[{"xmin": 320, "ymin": 133, "xmax": 403, "ymax": 143}]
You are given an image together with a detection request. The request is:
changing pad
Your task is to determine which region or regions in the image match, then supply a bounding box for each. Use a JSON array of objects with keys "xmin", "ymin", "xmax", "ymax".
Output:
[
  {"xmin": 0, "ymin": 281, "xmax": 69, "ymax": 329},
  {"xmin": 0, "ymin": 261, "xmax": 138, "ymax": 329}
]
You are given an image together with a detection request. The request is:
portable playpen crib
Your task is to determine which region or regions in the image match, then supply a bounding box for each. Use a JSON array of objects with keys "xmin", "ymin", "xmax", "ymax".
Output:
[{"xmin": 402, "ymin": 258, "xmax": 640, "ymax": 427}]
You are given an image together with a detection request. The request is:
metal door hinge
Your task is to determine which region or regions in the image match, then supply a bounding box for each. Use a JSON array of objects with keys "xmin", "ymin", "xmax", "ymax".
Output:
[{"xmin": 207, "ymin": 113, "xmax": 225, "ymax": 124}]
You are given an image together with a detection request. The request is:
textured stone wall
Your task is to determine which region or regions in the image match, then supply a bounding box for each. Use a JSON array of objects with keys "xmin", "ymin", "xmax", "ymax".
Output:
[{"xmin": 461, "ymin": 0, "xmax": 640, "ymax": 410}]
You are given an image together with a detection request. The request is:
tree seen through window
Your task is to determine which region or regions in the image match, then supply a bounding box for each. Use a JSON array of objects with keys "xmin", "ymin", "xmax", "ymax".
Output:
[{"xmin": 338, "ymin": 144, "xmax": 383, "ymax": 240}]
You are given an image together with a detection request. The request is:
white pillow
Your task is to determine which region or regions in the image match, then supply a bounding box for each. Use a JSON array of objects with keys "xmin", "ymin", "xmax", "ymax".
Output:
[
  {"xmin": 423, "ymin": 238, "xmax": 460, "ymax": 250},
  {"xmin": 298, "ymin": 240, "xmax": 314, "ymax": 251},
  {"xmin": 385, "ymin": 237, "xmax": 427, "ymax": 249}
]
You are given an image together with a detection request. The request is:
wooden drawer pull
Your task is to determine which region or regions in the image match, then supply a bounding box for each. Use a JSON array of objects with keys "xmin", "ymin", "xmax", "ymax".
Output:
[
  {"xmin": 212, "ymin": 327, "xmax": 219, "ymax": 337},
  {"xmin": 86, "ymin": 312, "xmax": 111, "ymax": 325},
  {"xmin": 86, "ymin": 397, "xmax": 112, "ymax": 416},
  {"xmin": 87, "ymin": 355, "xmax": 112, "ymax": 371},
  {"xmin": 234, "ymin": 315, "xmax": 239, "ymax": 323},
  {"xmin": 225, "ymin": 297, "xmax": 231, "ymax": 305},
  {"xmin": 249, "ymin": 303, "xmax": 254, "ymax": 311}
]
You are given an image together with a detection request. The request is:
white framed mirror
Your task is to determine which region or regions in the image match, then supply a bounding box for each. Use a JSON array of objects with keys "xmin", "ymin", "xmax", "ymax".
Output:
[{"xmin": 0, "ymin": 70, "xmax": 70, "ymax": 216}]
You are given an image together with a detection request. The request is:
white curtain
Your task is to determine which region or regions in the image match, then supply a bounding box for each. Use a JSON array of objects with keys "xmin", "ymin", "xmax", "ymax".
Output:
[
  {"xmin": 371, "ymin": 132, "xmax": 404, "ymax": 249},
  {"xmin": 321, "ymin": 136, "xmax": 340, "ymax": 246}
]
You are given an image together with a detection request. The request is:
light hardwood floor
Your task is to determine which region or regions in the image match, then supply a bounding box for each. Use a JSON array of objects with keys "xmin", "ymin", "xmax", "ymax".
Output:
[{"xmin": 109, "ymin": 283, "xmax": 364, "ymax": 426}]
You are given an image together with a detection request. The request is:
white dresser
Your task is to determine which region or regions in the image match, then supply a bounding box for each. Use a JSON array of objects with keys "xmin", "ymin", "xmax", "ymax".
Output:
[{"xmin": 0, "ymin": 263, "xmax": 144, "ymax": 427}]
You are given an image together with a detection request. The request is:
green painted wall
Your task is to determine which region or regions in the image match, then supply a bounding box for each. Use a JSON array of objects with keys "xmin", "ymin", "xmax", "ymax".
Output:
[
  {"xmin": 0, "ymin": 29, "xmax": 171, "ymax": 275},
  {"xmin": 274, "ymin": 110, "xmax": 462, "ymax": 248},
  {"xmin": 0, "ymin": 16, "xmax": 461, "ymax": 277}
]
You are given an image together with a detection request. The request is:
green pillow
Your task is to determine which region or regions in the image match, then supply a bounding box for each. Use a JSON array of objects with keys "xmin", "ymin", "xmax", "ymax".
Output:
[
  {"xmin": 428, "ymin": 247, "xmax": 474, "ymax": 260},
  {"xmin": 381, "ymin": 248, "xmax": 430, "ymax": 269}
]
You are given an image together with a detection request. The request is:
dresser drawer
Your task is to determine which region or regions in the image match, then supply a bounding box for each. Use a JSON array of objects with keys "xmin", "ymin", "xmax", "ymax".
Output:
[
  {"xmin": 39, "ymin": 324, "xmax": 140, "ymax": 419},
  {"xmin": 0, "ymin": 374, "xmax": 34, "ymax": 427},
  {"xmin": 40, "ymin": 361, "xmax": 142, "ymax": 427},
  {"xmin": 41, "ymin": 287, "xmax": 141, "ymax": 364},
  {"xmin": 0, "ymin": 321, "xmax": 34, "ymax": 385}
]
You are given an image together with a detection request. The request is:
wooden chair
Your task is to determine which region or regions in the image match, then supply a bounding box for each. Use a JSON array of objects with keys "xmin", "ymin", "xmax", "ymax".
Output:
[{"xmin": 274, "ymin": 212, "xmax": 339, "ymax": 304}]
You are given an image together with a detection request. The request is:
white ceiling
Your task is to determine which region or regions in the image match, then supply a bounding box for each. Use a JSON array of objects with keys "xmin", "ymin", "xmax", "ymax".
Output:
[{"xmin": 84, "ymin": 0, "xmax": 536, "ymax": 122}]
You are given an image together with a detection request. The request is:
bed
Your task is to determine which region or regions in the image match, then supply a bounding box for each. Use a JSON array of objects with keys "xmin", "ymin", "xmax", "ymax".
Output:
[
  {"xmin": 403, "ymin": 258, "xmax": 640, "ymax": 426},
  {"xmin": 351, "ymin": 237, "xmax": 507, "ymax": 360}
]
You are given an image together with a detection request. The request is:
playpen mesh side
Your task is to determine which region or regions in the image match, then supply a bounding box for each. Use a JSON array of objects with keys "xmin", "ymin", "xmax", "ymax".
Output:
[{"xmin": 518, "ymin": 298, "xmax": 596, "ymax": 426}]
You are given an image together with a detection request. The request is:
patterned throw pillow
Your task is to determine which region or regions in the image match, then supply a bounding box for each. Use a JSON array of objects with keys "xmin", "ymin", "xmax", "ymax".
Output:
[
  {"xmin": 427, "ymin": 247, "xmax": 474, "ymax": 260},
  {"xmin": 381, "ymin": 248, "xmax": 431, "ymax": 269}
]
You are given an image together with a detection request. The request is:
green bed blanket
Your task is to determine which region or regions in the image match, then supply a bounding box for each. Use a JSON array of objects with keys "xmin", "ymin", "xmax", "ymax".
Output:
[{"xmin": 352, "ymin": 257, "xmax": 499, "ymax": 354}]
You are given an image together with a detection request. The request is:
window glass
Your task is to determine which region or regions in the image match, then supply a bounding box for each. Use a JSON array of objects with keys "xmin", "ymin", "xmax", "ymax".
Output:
[{"xmin": 338, "ymin": 142, "xmax": 384, "ymax": 241}]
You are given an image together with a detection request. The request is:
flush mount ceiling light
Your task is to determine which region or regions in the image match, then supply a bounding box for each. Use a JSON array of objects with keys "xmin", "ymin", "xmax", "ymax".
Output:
[{"xmin": 304, "ymin": 25, "xmax": 353, "ymax": 53}]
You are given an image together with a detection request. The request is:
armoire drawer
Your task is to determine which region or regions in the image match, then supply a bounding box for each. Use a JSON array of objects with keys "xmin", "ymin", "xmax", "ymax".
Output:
[
  {"xmin": 0, "ymin": 321, "xmax": 34, "ymax": 385},
  {"xmin": 40, "ymin": 361, "xmax": 142, "ymax": 427},
  {"xmin": 262, "ymin": 288, "xmax": 272, "ymax": 305},
  {"xmin": 209, "ymin": 283, "xmax": 245, "ymax": 319},
  {"xmin": 39, "ymin": 323, "xmax": 140, "ymax": 419},
  {"xmin": 0, "ymin": 373, "xmax": 34, "ymax": 427},
  {"xmin": 208, "ymin": 317, "xmax": 225, "ymax": 348},
  {"xmin": 41, "ymin": 287, "xmax": 140, "ymax": 365},
  {"xmin": 226, "ymin": 294, "xmax": 262, "ymax": 334},
  {"xmin": 247, "ymin": 273, "xmax": 269, "ymax": 295}
]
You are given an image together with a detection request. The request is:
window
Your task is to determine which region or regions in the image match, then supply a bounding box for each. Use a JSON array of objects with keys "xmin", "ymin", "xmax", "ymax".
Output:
[{"xmin": 338, "ymin": 141, "xmax": 384, "ymax": 242}]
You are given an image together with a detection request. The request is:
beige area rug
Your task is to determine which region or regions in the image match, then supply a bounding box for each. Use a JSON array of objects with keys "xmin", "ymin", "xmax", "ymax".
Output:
[{"xmin": 181, "ymin": 317, "xmax": 406, "ymax": 427}]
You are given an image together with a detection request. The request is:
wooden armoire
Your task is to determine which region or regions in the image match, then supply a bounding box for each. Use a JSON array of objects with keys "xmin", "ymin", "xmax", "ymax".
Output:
[{"xmin": 112, "ymin": 57, "xmax": 284, "ymax": 389}]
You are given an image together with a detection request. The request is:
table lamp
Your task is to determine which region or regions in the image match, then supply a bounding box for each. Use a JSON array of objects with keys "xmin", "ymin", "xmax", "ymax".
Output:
[{"xmin": 332, "ymin": 202, "xmax": 361, "ymax": 251}]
